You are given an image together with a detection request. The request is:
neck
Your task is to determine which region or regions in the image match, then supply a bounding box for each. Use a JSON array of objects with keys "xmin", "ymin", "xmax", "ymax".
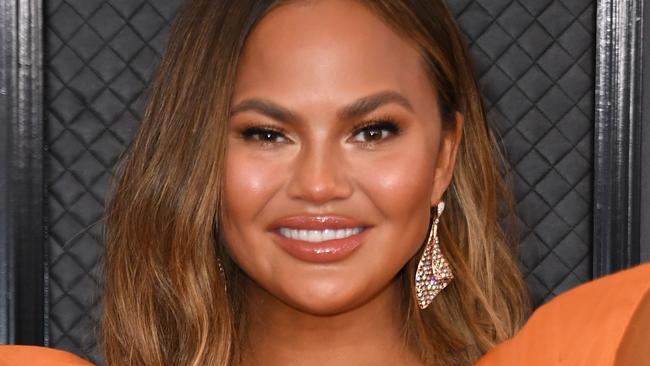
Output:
[{"xmin": 239, "ymin": 276, "xmax": 422, "ymax": 366}]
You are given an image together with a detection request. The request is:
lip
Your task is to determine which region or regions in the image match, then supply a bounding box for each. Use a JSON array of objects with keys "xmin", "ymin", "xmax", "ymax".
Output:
[{"xmin": 268, "ymin": 215, "xmax": 371, "ymax": 263}]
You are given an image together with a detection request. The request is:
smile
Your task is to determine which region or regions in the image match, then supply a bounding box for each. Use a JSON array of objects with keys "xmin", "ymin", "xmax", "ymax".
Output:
[
  {"xmin": 278, "ymin": 227, "xmax": 365, "ymax": 242},
  {"xmin": 268, "ymin": 215, "xmax": 370, "ymax": 262}
]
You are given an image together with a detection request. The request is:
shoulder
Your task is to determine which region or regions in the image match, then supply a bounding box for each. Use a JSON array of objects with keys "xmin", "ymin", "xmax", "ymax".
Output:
[
  {"xmin": 0, "ymin": 345, "xmax": 94, "ymax": 366},
  {"xmin": 476, "ymin": 263, "xmax": 650, "ymax": 365}
]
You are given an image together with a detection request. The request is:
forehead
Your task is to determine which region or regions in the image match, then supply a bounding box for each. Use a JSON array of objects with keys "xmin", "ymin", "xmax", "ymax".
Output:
[{"xmin": 233, "ymin": 0, "xmax": 433, "ymax": 104}]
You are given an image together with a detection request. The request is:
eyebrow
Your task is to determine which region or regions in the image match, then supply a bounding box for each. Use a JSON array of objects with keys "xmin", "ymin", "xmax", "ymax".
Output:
[{"xmin": 229, "ymin": 90, "xmax": 414, "ymax": 123}]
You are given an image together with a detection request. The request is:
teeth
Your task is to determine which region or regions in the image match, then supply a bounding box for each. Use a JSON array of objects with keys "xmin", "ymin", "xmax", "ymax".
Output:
[{"xmin": 278, "ymin": 227, "xmax": 364, "ymax": 242}]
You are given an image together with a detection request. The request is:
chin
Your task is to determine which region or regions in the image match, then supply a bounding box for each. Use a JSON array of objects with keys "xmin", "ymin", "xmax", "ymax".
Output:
[
  {"xmin": 287, "ymin": 289, "xmax": 364, "ymax": 316},
  {"xmin": 237, "ymin": 251, "xmax": 405, "ymax": 317},
  {"xmin": 273, "ymin": 273, "xmax": 396, "ymax": 316}
]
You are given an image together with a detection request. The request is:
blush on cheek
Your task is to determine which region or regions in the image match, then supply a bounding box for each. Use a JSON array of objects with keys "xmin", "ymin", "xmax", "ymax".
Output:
[
  {"xmin": 222, "ymin": 147, "xmax": 292, "ymax": 258},
  {"xmin": 221, "ymin": 149, "xmax": 285, "ymax": 267},
  {"xmin": 353, "ymin": 148, "xmax": 436, "ymax": 216},
  {"xmin": 226, "ymin": 152, "xmax": 275, "ymax": 195}
]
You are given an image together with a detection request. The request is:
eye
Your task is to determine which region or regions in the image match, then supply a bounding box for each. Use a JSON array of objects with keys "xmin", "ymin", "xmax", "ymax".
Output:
[
  {"xmin": 241, "ymin": 126, "xmax": 288, "ymax": 144},
  {"xmin": 350, "ymin": 120, "xmax": 401, "ymax": 143}
]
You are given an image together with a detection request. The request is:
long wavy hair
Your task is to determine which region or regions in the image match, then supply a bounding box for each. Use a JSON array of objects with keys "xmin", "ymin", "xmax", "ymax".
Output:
[{"xmin": 100, "ymin": 1, "xmax": 531, "ymax": 365}]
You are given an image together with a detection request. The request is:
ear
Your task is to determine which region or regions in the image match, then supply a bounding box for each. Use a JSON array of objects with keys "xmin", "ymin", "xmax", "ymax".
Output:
[{"xmin": 430, "ymin": 112, "xmax": 464, "ymax": 206}]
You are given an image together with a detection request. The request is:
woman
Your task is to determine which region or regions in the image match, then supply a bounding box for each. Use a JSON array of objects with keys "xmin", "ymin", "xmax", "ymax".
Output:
[
  {"xmin": 100, "ymin": 1, "xmax": 528, "ymax": 365},
  {"xmin": 1, "ymin": 0, "xmax": 648, "ymax": 365}
]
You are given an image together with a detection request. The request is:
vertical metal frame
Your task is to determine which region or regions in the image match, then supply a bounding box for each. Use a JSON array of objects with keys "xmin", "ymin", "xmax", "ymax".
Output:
[
  {"xmin": 0, "ymin": 0, "xmax": 11, "ymax": 343},
  {"xmin": 0, "ymin": 0, "xmax": 44, "ymax": 344},
  {"xmin": 643, "ymin": 0, "xmax": 650, "ymax": 263},
  {"xmin": 594, "ymin": 0, "xmax": 644, "ymax": 276}
]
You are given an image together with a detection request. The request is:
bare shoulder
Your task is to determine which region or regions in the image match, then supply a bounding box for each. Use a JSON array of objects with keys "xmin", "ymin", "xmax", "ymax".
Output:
[{"xmin": 0, "ymin": 345, "xmax": 94, "ymax": 366}]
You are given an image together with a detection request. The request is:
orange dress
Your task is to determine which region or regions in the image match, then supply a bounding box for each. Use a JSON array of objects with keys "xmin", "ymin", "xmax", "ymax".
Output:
[
  {"xmin": 0, "ymin": 345, "xmax": 92, "ymax": 365},
  {"xmin": 476, "ymin": 263, "xmax": 650, "ymax": 365},
  {"xmin": 1, "ymin": 264, "xmax": 649, "ymax": 365}
]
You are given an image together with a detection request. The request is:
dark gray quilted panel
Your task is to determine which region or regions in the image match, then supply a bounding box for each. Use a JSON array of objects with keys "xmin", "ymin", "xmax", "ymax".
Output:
[
  {"xmin": 448, "ymin": 0, "xmax": 594, "ymax": 305},
  {"xmin": 43, "ymin": 0, "xmax": 594, "ymax": 361},
  {"xmin": 44, "ymin": 0, "xmax": 181, "ymax": 361}
]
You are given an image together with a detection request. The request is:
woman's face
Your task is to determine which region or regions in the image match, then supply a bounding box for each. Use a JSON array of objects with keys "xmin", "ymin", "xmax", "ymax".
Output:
[{"xmin": 223, "ymin": 0, "xmax": 461, "ymax": 315}]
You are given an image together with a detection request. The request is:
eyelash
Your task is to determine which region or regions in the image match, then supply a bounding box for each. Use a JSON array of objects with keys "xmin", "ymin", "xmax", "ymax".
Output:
[
  {"xmin": 239, "ymin": 117, "xmax": 402, "ymax": 145},
  {"xmin": 351, "ymin": 118, "xmax": 401, "ymax": 144},
  {"xmin": 240, "ymin": 126, "xmax": 288, "ymax": 144}
]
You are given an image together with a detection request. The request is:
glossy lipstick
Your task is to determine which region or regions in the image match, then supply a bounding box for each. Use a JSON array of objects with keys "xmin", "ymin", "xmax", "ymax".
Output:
[{"xmin": 269, "ymin": 216, "xmax": 370, "ymax": 263}]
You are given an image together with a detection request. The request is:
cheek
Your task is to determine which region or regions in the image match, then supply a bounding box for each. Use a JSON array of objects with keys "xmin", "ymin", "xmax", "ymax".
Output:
[
  {"xmin": 223, "ymin": 148, "xmax": 284, "ymax": 222},
  {"xmin": 352, "ymin": 146, "xmax": 436, "ymax": 220},
  {"xmin": 221, "ymin": 146, "xmax": 287, "ymax": 266},
  {"xmin": 357, "ymin": 141, "xmax": 439, "ymax": 264}
]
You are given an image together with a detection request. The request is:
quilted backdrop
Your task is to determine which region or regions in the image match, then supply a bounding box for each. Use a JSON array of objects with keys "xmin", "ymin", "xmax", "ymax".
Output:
[
  {"xmin": 45, "ymin": 0, "xmax": 181, "ymax": 361},
  {"xmin": 44, "ymin": 0, "xmax": 594, "ymax": 362}
]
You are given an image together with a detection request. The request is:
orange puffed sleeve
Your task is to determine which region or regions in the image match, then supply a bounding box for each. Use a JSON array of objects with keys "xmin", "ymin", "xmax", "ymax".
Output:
[
  {"xmin": 476, "ymin": 263, "xmax": 650, "ymax": 366},
  {"xmin": 0, "ymin": 345, "xmax": 93, "ymax": 366}
]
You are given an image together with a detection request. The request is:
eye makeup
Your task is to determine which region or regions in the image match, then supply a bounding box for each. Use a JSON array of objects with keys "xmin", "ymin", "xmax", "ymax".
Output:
[
  {"xmin": 235, "ymin": 114, "xmax": 404, "ymax": 147},
  {"xmin": 349, "ymin": 117, "xmax": 402, "ymax": 144},
  {"xmin": 240, "ymin": 125, "xmax": 290, "ymax": 144}
]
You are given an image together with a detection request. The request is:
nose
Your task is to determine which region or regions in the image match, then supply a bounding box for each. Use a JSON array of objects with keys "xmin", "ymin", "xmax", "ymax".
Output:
[{"xmin": 286, "ymin": 140, "xmax": 353, "ymax": 204}]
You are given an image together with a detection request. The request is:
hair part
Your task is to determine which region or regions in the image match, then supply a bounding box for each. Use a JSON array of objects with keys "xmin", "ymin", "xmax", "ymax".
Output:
[{"xmin": 100, "ymin": 1, "xmax": 530, "ymax": 365}]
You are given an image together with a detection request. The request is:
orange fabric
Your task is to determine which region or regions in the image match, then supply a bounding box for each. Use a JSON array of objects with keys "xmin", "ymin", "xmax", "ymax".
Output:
[
  {"xmin": 476, "ymin": 263, "xmax": 650, "ymax": 366},
  {"xmin": 0, "ymin": 345, "xmax": 93, "ymax": 366},
  {"xmin": 616, "ymin": 288, "xmax": 650, "ymax": 365}
]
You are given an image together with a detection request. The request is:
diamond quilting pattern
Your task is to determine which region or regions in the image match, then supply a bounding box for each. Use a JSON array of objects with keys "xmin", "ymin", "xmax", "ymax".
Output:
[
  {"xmin": 450, "ymin": 0, "xmax": 594, "ymax": 305},
  {"xmin": 45, "ymin": 0, "xmax": 182, "ymax": 362},
  {"xmin": 44, "ymin": 0, "xmax": 594, "ymax": 362}
]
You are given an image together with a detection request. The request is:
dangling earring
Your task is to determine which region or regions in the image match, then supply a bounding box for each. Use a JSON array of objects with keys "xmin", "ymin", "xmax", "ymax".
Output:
[
  {"xmin": 214, "ymin": 216, "xmax": 228, "ymax": 293},
  {"xmin": 415, "ymin": 201, "xmax": 453, "ymax": 309},
  {"xmin": 217, "ymin": 258, "xmax": 228, "ymax": 294}
]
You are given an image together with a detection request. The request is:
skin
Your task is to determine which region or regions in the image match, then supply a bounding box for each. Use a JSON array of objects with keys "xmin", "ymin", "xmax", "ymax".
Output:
[{"xmin": 222, "ymin": 1, "xmax": 463, "ymax": 365}]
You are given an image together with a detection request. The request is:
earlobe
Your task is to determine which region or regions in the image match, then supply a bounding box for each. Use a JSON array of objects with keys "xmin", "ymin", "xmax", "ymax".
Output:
[{"xmin": 429, "ymin": 112, "xmax": 464, "ymax": 206}]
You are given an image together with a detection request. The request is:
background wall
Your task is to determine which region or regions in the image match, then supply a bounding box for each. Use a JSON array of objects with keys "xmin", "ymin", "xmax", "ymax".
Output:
[
  {"xmin": 44, "ymin": 1, "xmax": 179, "ymax": 358},
  {"xmin": 1, "ymin": 0, "xmax": 646, "ymax": 364},
  {"xmin": 451, "ymin": 0, "xmax": 595, "ymax": 302}
]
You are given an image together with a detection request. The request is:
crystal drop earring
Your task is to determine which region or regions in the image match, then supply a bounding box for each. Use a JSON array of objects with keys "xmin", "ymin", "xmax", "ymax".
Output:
[{"xmin": 415, "ymin": 201, "xmax": 453, "ymax": 309}]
